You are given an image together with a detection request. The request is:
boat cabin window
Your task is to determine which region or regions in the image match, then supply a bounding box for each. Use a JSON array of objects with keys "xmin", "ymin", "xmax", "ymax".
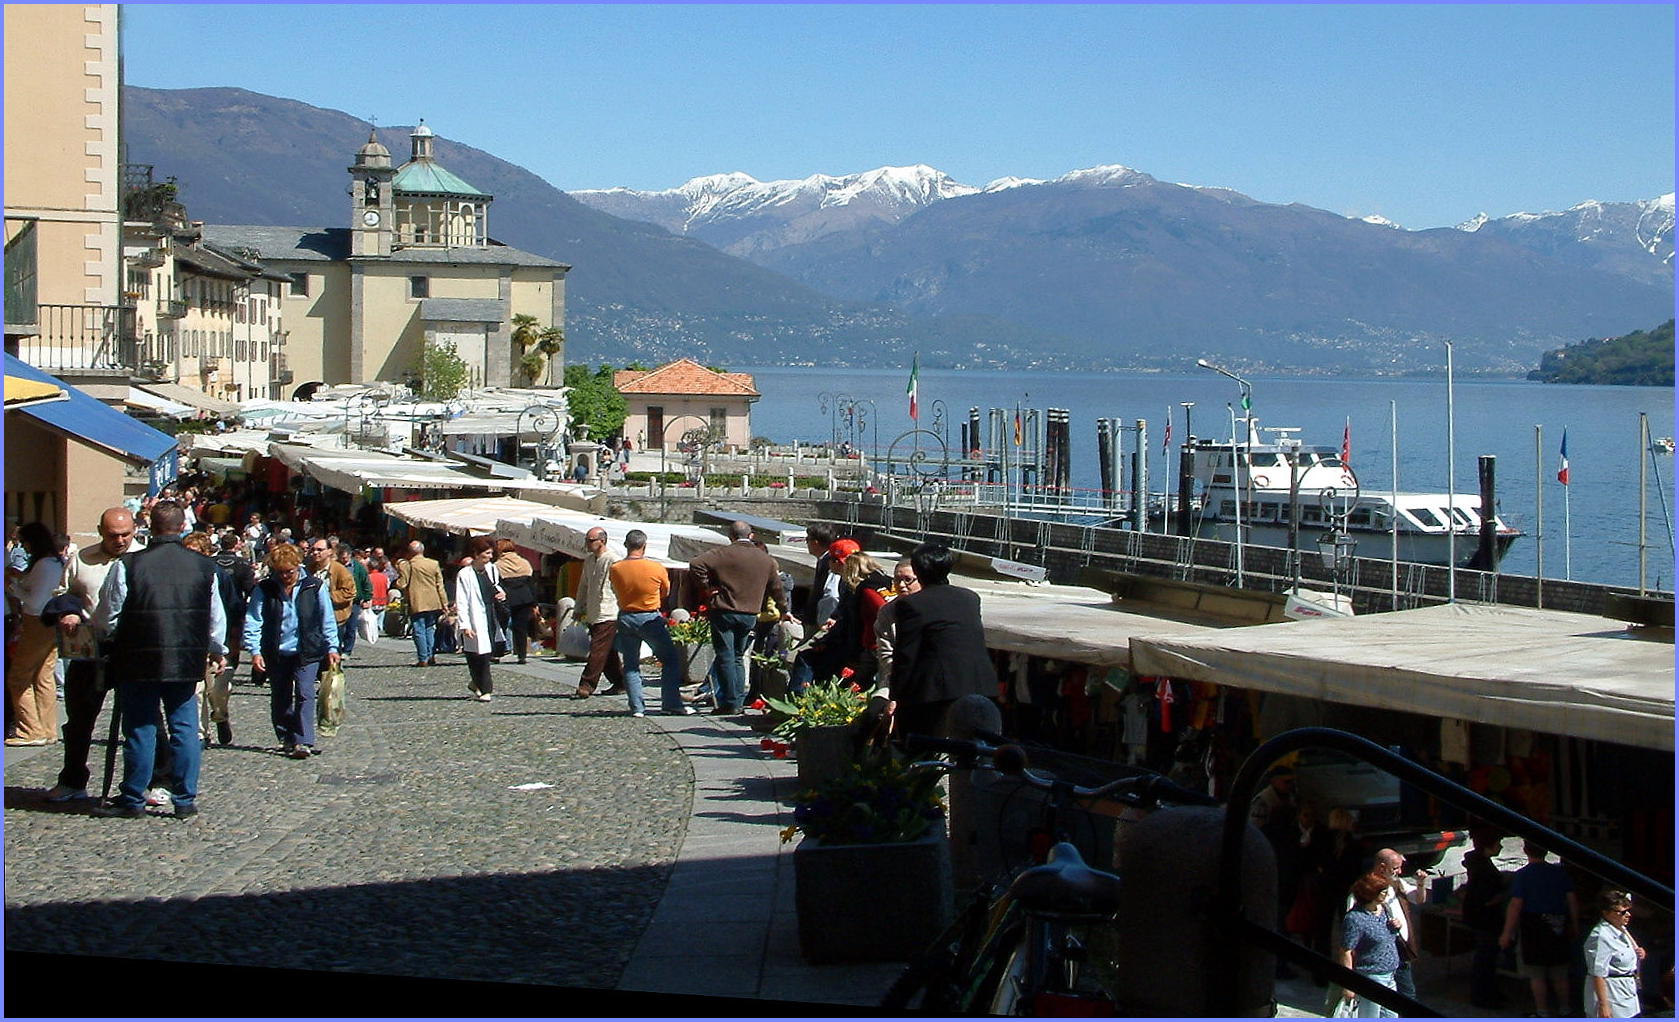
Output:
[
  {"xmin": 1260, "ymin": 502, "xmax": 1279, "ymax": 519},
  {"xmin": 1219, "ymin": 501, "xmax": 1238, "ymax": 516},
  {"xmin": 1302, "ymin": 506, "xmax": 1325, "ymax": 523},
  {"xmin": 1349, "ymin": 508, "xmax": 1372, "ymax": 526},
  {"xmin": 1448, "ymin": 506, "xmax": 1474, "ymax": 527},
  {"xmin": 1409, "ymin": 507, "xmax": 1442, "ymax": 527}
]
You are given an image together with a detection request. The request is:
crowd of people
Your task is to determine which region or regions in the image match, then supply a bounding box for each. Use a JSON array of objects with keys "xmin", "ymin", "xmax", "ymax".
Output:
[
  {"xmin": 4, "ymin": 471, "xmax": 997, "ymax": 822},
  {"xmin": 1251, "ymin": 768, "xmax": 1660, "ymax": 1018}
]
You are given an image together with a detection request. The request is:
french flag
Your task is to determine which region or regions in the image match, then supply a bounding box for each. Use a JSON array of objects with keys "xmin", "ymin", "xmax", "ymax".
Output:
[{"xmin": 1556, "ymin": 429, "xmax": 1570, "ymax": 486}]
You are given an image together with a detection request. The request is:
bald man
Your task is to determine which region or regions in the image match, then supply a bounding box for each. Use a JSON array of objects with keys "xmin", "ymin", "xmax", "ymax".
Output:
[
  {"xmin": 395, "ymin": 539, "xmax": 448, "ymax": 666},
  {"xmin": 43, "ymin": 507, "xmax": 141, "ymax": 801}
]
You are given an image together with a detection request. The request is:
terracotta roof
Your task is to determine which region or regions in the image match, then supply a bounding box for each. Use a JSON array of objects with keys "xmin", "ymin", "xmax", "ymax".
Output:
[{"xmin": 614, "ymin": 359, "xmax": 759, "ymax": 398}]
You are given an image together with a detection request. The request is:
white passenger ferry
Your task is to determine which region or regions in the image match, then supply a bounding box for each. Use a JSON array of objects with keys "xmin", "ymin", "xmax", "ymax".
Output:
[{"xmin": 1188, "ymin": 425, "xmax": 1522, "ymax": 568}]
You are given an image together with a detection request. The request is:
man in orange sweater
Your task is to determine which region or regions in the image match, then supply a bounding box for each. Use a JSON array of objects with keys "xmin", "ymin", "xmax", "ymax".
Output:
[{"xmin": 608, "ymin": 530, "xmax": 689, "ymax": 719}]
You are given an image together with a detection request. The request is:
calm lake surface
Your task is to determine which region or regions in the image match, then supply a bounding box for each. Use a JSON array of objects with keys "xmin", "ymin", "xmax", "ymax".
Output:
[{"xmin": 740, "ymin": 366, "xmax": 1677, "ymax": 591}]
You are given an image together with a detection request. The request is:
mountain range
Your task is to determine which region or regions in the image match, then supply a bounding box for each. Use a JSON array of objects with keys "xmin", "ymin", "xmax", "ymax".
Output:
[{"xmin": 124, "ymin": 86, "xmax": 1674, "ymax": 373}]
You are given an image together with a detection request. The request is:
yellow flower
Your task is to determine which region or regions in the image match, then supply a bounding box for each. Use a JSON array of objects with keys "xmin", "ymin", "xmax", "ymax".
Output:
[{"xmin": 779, "ymin": 825, "xmax": 799, "ymax": 844}]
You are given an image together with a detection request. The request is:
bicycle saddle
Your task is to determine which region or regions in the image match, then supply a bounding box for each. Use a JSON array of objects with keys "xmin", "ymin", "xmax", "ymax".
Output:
[{"xmin": 1006, "ymin": 842, "xmax": 1123, "ymax": 918}]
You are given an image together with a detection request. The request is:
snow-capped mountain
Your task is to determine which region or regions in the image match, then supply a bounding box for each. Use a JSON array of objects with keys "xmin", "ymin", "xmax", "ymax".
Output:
[
  {"xmin": 1458, "ymin": 195, "xmax": 1674, "ymax": 278},
  {"xmin": 573, "ymin": 165, "xmax": 980, "ymax": 256}
]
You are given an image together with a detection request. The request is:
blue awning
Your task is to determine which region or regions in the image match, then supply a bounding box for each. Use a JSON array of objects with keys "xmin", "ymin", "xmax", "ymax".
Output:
[{"xmin": 5, "ymin": 355, "xmax": 180, "ymax": 495}]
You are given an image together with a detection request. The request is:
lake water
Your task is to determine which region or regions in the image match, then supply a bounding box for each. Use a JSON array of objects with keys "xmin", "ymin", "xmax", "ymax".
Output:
[{"xmin": 738, "ymin": 366, "xmax": 1677, "ymax": 590}]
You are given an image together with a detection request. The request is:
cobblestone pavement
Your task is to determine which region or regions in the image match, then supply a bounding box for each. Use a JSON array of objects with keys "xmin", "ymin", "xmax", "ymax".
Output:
[{"xmin": 3, "ymin": 640, "xmax": 692, "ymax": 994}]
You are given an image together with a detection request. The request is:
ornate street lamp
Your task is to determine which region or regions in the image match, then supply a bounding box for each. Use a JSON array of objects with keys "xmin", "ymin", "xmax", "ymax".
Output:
[{"xmin": 516, "ymin": 404, "xmax": 564, "ymax": 480}]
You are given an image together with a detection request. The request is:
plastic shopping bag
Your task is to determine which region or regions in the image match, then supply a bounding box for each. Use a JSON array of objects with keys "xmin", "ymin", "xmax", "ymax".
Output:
[
  {"xmin": 357, "ymin": 606, "xmax": 379, "ymax": 646},
  {"xmin": 317, "ymin": 662, "xmax": 347, "ymax": 736},
  {"xmin": 1329, "ymin": 991, "xmax": 1358, "ymax": 1018},
  {"xmin": 558, "ymin": 623, "xmax": 591, "ymax": 660}
]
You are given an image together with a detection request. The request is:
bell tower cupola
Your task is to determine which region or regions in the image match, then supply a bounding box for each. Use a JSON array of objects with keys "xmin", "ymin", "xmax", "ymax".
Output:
[
  {"xmin": 410, "ymin": 119, "xmax": 435, "ymax": 162},
  {"xmin": 348, "ymin": 128, "xmax": 396, "ymax": 257}
]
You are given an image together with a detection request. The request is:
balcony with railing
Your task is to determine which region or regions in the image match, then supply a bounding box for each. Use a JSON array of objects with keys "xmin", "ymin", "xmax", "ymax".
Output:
[{"xmin": 9, "ymin": 304, "xmax": 139, "ymax": 374}]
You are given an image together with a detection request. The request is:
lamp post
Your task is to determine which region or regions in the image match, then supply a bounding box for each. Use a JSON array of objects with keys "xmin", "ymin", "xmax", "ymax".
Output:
[
  {"xmin": 1196, "ymin": 358, "xmax": 1253, "ymax": 443},
  {"xmin": 838, "ymin": 396, "xmax": 878, "ymax": 481},
  {"xmin": 818, "ymin": 391, "xmax": 853, "ymax": 452},
  {"xmin": 659, "ymin": 413, "xmax": 710, "ymax": 521},
  {"xmin": 1316, "ymin": 480, "xmax": 1361, "ymax": 610},
  {"xmin": 516, "ymin": 404, "xmax": 563, "ymax": 481}
]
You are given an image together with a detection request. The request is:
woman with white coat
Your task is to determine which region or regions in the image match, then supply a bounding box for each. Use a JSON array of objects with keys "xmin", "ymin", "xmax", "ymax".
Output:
[{"xmin": 448, "ymin": 536, "xmax": 508, "ymax": 702}]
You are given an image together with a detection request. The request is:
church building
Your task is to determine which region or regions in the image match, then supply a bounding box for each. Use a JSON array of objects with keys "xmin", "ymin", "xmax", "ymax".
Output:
[{"xmin": 206, "ymin": 122, "xmax": 568, "ymax": 393}]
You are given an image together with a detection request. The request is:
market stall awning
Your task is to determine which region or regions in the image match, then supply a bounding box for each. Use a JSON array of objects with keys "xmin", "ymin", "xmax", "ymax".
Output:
[
  {"xmin": 384, "ymin": 496, "xmax": 558, "ymax": 536},
  {"xmin": 665, "ymin": 529, "xmax": 1218, "ymax": 668},
  {"xmin": 498, "ymin": 511, "xmax": 714, "ymax": 567},
  {"xmin": 1128, "ymin": 603, "xmax": 1675, "ymax": 751},
  {"xmin": 4, "ymin": 375, "xmax": 66, "ymax": 409},
  {"xmin": 280, "ymin": 444, "xmax": 605, "ymax": 511},
  {"xmin": 125, "ymin": 387, "xmax": 196, "ymax": 418},
  {"xmin": 5, "ymin": 355, "xmax": 178, "ymax": 495},
  {"xmin": 135, "ymin": 381, "xmax": 241, "ymax": 418}
]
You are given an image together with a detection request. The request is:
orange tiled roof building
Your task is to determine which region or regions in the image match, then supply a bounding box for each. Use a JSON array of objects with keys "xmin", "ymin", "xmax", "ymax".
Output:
[{"xmin": 614, "ymin": 358, "xmax": 759, "ymax": 451}]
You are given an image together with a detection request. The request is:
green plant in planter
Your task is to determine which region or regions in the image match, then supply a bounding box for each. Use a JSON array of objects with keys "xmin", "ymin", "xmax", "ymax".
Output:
[
  {"xmin": 761, "ymin": 677, "xmax": 867, "ymax": 743},
  {"xmin": 781, "ymin": 749, "xmax": 946, "ymax": 846}
]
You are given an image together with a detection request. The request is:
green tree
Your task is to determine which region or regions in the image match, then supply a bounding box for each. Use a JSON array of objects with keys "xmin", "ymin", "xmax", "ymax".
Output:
[
  {"xmin": 563, "ymin": 362, "xmax": 628, "ymax": 439},
  {"xmin": 537, "ymin": 326, "xmax": 565, "ymax": 386},
  {"xmin": 511, "ymin": 313, "xmax": 541, "ymax": 351},
  {"xmin": 422, "ymin": 339, "xmax": 469, "ymax": 400}
]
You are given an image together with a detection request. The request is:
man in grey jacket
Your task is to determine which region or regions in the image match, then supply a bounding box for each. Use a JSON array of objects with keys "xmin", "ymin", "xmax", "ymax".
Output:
[{"xmin": 571, "ymin": 527, "xmax": 624, "ymax": 699}]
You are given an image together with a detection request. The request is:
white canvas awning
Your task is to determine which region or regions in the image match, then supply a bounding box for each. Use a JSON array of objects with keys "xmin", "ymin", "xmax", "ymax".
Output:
[
  {"xmin": 383, "ymin": 496, "xmax": 559, "ymax": 536},
  {"xmin": 664, "ymin": 530, "xmax": 1221, "ymax": 668},
  {"xmin": 1129, "ymin": 603, "xmax": 1676, "ymax": 751},
  {"xmin": 125, "ymin": 387, "xmax": 196, "ymax": 418},
  {"xmin": 273, "ymin": 443, "xmax": 604, "ymax": 511},
  {"xmin": 497, "ymin": 511, "xmax": 716, "ymax": 568},
  {"xmin": 135, "ymin": 382, "xmax": 241, "ymax": 417}
]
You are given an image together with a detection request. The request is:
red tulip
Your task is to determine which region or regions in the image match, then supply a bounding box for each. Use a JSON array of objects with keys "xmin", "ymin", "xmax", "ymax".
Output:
[
  {"xmin": 840, "ymin": 667, "xmax": 855, "ymax": 679},
  {"xmin": 760, "ymin": 737, "xmax": 775, "ymax": 750},
  {"xmin": 772, "ymin": 747, "xmax": 789, "ymax": 759},
  {"xmin": 749, "ymin": 698, "xmax": 766, "ymax": 711}
]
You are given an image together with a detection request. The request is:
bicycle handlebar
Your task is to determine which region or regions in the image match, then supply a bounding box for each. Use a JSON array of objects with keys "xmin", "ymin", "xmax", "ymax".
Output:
[{"xmin": 903, "ymin": 733, "xmax": 1220, "ymax": 809}]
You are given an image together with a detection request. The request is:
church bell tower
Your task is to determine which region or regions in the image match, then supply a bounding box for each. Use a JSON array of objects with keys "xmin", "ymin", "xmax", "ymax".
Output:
[{"xmin": 348, "ymin": 129, "xmax": 396, "ymax": 257}]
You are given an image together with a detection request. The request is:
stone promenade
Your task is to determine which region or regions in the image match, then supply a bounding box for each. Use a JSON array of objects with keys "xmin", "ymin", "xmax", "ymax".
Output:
[{"xmin": 2, "ymin": 639, "xmax": 899, "ymax": 1015}]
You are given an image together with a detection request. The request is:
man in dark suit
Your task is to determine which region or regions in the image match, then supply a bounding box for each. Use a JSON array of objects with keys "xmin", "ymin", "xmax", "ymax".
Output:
[{"xmin": 883, "ymin": 542, "xmax": 995, "ymax": 738}]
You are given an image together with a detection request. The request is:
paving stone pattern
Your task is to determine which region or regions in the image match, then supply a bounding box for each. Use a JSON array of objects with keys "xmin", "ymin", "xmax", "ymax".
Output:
[{"xmin": 3, "ymin": 642, "xmax": 691, "ymax": 990}]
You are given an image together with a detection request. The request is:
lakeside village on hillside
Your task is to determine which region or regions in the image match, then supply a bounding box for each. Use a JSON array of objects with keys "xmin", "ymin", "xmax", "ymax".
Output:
[{"xmin": 6, "ymin": 21, "xmax": 1673, "ymax": 1014}]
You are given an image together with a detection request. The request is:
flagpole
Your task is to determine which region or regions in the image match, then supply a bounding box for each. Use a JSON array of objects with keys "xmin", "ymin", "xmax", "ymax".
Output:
[
  {"xmin": 1563, "ymin": 428, "xmax": 1572, "ymax": 582},
  {"xmin": 1390, "ymin": 401, "xmax": 1399, "ymax": 605},
  {"xmin": 1534, "ymin": 424, "xmax": 1544, "ymax": 609},
  {"xmin": 1445, "ymin": 341, "xmax": 1457, "ymax": 603},
  {"xmin": 1639, "ymin": 412, "xmax": 1649, "ymax": 594}
]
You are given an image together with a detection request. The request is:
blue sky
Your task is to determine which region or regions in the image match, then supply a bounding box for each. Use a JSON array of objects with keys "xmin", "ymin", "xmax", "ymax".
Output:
[{"xmin": 122, "ymin": 4, "xmax": 1674, "ymax": 228}]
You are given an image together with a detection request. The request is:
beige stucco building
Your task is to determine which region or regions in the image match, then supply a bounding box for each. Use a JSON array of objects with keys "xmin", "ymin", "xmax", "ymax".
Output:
[
  {"xmin": 615, "ymin": 359, "xmax": 760, "ymax": 452},
  {"xmin": 3, "ymin": 4, "xmax": 121, "ymax": 313},
  {"xmin": 206, "ymin": 124, "xmax": 569, "ymax": 394}
]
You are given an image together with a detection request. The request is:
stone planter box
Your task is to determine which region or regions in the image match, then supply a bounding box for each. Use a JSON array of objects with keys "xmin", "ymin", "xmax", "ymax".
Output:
[
  {"xmin": 677, "ymin": 642, "xmax": 715, "ymax": 686},
  {"xmin": 795, "ymin": 829, "xmax": 953, "ymax": 963},
  {"xmin": 795, "ymin": 722, "xmax": 858, "ymax": 791}
]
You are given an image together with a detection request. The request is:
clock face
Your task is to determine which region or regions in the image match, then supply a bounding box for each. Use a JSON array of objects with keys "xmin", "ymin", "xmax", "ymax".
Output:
[{"xmin": 362, "ymin": 210, "xmax": 381, "ymax": 227}]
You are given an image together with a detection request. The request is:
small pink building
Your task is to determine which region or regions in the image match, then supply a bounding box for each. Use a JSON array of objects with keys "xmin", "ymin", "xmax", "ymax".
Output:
[{"xmin": 615, "ymin": 358, "xmax": 760, "ymax": 452}]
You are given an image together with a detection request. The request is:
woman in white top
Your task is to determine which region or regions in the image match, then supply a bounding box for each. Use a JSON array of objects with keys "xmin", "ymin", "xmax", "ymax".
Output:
[
  {"xmin": 1584, "ymin": 889, "xmax": 1646, "ymax": 1017},
  {"xmin": 6, "ymin": 523, "xmax": 67, "ymax": 745},
  {"xmin": 448, "ymin": 536, "xmax": 507, "ymax": 703}
]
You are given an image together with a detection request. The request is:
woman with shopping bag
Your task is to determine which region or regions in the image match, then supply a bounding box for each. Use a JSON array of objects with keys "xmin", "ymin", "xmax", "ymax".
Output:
[
  {"xmin": 448, "ymin": 536, "xmax": 509, "ymax": 703},
  {"xmin": 244, "ymin": 543, "xmax": 339, "ymax": 759}
]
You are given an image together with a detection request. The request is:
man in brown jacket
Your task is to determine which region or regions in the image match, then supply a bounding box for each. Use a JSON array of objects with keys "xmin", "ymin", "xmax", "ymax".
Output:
[
  {"xmin": 571, "ymin": 527, "xmax": 625, "ymax": 699},
  {"xmin": 307, "ymin": 538, "xmax": 357, "ymax": 645},
  {"xmin": 687, "ymin": 520, "xmax": 786, "ymax": 715},
  {"xmin": 395, "ymin": 539, "xmax": 449, "ymax": 666}
]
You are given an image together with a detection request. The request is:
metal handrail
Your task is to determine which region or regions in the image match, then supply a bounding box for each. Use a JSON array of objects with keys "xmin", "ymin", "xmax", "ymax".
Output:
[{"xmin": 1214, "ymin": 726, "xmax": 1674, "ymax": 1016}]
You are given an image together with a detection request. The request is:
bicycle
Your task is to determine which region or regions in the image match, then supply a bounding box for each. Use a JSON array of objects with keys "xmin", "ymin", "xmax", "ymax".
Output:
[{"xmin": 879, "ymin": 733, "xmax": 1219, "ymax": 1015}]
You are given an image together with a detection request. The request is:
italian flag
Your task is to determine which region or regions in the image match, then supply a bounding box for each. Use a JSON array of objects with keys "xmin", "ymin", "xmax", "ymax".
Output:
[{"xmin": 906, "ymin": 353, "xmax": 919, "ymax": 421}]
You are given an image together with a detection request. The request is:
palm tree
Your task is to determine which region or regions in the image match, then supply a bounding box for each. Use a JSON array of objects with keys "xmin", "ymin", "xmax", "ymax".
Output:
[
  {"xmin": 511, "ymin": 314, "xmax": 541, "ymax": 353},
  {"xmin": 537, "ymin": 327, "xmax": 565, "ymax": 386}
]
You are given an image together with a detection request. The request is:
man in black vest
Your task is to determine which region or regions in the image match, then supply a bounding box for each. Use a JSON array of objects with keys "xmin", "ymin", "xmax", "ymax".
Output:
[
  {"xmin": 885, "ymin": 542, "xmax": 996, "ymax": 739},
  {"xmin": 94, "ymin": 501, "xmax": 226, "ymax": 819}
]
